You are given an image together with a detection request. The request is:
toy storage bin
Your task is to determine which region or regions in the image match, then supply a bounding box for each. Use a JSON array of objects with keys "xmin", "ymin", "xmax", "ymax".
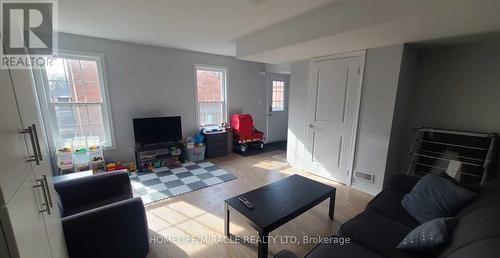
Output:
[{"xmin": 184, "ymin": 146, "xmax": 206, "ymax": 162}]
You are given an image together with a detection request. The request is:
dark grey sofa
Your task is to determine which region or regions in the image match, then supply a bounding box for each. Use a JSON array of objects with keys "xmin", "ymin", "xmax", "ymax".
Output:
[
  {"xmin": 276, "ymin": 174, "xmax": 500, "ymax": 258},
  {"xmin": 54, "ymin": 171, "xmax": 149, "ymax": 258}
]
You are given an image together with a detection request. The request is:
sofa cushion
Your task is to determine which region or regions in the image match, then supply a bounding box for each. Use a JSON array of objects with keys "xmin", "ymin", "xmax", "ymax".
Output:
[
  {"xmin": 62, "ymin": 197, "xmax": 149, "ymax": 258},
  {"xmin": 304, "ymin": 236, "xmax": 382, "ymax": 258},
  {"xmin": 339, "ymin": 209, "xmax": 419, "ymax": 258},
  {"xmin": 387, "ymin": 174, "xmax": 421, "ymax": 193},
  {"xmin": 55, "ymin": 171, "xmax": 133, "ymax": 214},
  {"xmin": 274, "ymin": 249, "xmax": 299, "ymax": 258},
  {"xmin": 62, "ymin": 194, "xmax": 131, "ymax": 217},
  {"xmin": 455, "ymin": 178, "xmax": 500, "ymax": 218},
  {"xmin": 437, "ymin": 202, "xmax": 500, "ymax": 258},
  {"xmin": 438, "ymin": 238, "xmax": 500, "ymax": 258},
  {"xmin": 401, "ymin": 174, "xmax": 476, "ymax": 223},
  {"xmin": 367, "ymin": 188, "xmax": 420, "ymax": 228},
  {"xmin": 397, "ymin": 217, "xmax": 458, "ymax": 251},
  {"xmin": 437, "ymin": 172, "xmax": 482, "ymax": 193}
]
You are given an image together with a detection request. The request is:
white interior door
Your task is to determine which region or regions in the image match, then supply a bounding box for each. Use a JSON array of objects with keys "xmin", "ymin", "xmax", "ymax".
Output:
[
  {"xmin": 266, "ymin": 74, "xmax": 289, "ymax": 143},
  {"xmin": 305, "ymin": 55, "xmax": 363, "ymax": 183}
]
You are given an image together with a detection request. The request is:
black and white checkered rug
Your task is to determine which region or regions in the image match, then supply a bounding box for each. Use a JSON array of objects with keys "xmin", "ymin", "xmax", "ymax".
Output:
[{"xmin": 129, "ymin": 161, "xmax": 237, "ymax": 205}]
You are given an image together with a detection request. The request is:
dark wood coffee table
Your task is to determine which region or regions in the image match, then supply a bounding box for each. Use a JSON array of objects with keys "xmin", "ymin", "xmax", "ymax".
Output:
[{"xmin": 224, "ymin": 174, "xmax": 336, "ymax": 258}]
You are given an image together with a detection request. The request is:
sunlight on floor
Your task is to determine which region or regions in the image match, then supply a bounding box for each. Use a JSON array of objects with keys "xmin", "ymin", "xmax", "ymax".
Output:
[
  {"xmin": 147, "ymin": 200, "xmax": 247, "ymax": 257},
  {"xmin": 251, "ymin": 157, "xmax": 290, "ymax": 171},
  {"xmin": 144, "ymin": 151, "xmax": 373, "ymax": 258}
]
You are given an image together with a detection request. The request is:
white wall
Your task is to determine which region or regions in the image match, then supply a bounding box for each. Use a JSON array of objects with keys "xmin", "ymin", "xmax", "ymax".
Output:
[
  {"xmin": 350, "ymin": 45, "xmax": 404, "ymax": 194},
  {"xmin": 384, "ymin": 45, "xmax": 420, "ymax": 185},
  {"xmin": 388, "ymin": 41, "xmax": 500, "ymax": 175},
  {"xmin": 287, "ymin": 41, "xmax": 500, "ymax": 195},
  {"xmin": 265, "ymin": 63, "xmax": 291, "ymax": 74},
  {"xmin": 236, "ymin": 0, "xmax": 500, "ymax": 63},
  {"xmin": 58, "ymin": 33, "xmax": 266, "ymax": 161},
  {"xmin": 0, "ymin": 225, "xmax": 8, "ymax": 258},
  {"xmin": 410, "ymin": 41, "xmax": 500, "ymax": 133},
  {"xmin": 286, "ymin": 60, "xmax": 310, "ymax": 168},
  {"xmin": 287, "ymin": 45, "xmax": 404, "ymax": 195}
]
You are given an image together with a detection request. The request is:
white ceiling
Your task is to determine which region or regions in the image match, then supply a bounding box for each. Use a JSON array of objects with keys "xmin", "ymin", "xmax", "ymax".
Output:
[
  {"xmin": 235, "ymin": 0, "xmax": 500, "ymax": 63},
  {"xmin": 59, "ymin": 0, "xmax": 500, "ymax": 63},
  {"xmin": 58, "ymin": 0, "xmax": 338, "ymax": 56}
]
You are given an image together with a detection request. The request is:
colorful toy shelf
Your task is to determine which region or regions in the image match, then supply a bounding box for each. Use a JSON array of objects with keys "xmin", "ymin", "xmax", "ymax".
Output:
[{"xmin": 56, "ymin": 137, "xmax": 106, "ymax": 174}]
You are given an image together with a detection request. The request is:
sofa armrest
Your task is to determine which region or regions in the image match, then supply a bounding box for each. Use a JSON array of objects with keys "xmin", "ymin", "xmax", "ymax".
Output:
[
  {"xmin": 54, "ymin": 171, "xmax": 133, "ymax": 212},
  {"xmin": 62, "ymin": 197, "xmax": 148, "ymax": 258},
  {"xmin": 387, "ymin": 174, "xmax": 420, "ymax": 193},
  {"xmin": 274, "ymin": 249, "xmax": 300, "ymax": 258}
]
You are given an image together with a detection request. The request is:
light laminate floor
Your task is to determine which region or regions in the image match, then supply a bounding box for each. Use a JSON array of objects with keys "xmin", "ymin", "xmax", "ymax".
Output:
[{"xmin": 146, "ymin": 149, "xmax": 372, "ymax": 258}]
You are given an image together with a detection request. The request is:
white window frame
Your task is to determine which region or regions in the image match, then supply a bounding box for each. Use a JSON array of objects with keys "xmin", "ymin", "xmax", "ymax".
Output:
[
  {"xmin": 193, "ymin": 64, "xmax": 228, "ymax": 127},
  {"xmin": 35, "ymin": 50, "xmax": 115, "ymax": 149},
  {"xmin": 271, "ymin": 79, "xmax": 286, "ymax": 112}
]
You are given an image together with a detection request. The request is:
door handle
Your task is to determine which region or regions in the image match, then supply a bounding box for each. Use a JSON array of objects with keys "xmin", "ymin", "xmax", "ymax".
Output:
[
  {"xmin": 42, "ymin": 175, "xmax": 53, "ymax": 208},
  {"xmin": 31, "ymin": 124, "xmax": 43, "ymax": 161},
  {"xmin": 34, "ymin": 178, "xmax": 51, "ymax": 215},
  {"xmin": 308, "ymin": 124, "xmax": 314, "ymax": 128},
  {"xmin": 20, "ymin": 126, "xmax": 40, "ymax": 165}
]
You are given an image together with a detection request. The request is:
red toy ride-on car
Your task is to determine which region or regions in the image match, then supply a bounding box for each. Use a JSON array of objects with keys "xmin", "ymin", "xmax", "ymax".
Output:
[{"xmin": 230, "ymin": 113, "xmax": 265, "ymax": 153}]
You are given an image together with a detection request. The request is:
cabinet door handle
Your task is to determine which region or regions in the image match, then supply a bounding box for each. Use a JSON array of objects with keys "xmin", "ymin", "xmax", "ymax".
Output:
[
  {"xmin": 33, "ymin": 179, "xmax": 51, "ymax": 215},
  {"xmin": 42, "ymin": 175, "xmax": 53, "ymax": 208},
  {"xmin": 20, "ymin": 126, "xmax": 40, "ymax": 165},
  {"xmin": 31, "ymin": 124, "xmax": 43, "ymax": 161}
]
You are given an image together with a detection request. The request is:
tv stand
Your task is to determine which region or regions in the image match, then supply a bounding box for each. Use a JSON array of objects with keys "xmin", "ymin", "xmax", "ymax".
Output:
[{"xmin": 135, "ymin": 142, "xmax": 181, "ymax": 172}]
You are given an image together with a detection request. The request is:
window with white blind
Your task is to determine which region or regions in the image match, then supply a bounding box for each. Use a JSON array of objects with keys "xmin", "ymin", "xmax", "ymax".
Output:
[
  {"xmin": 39, "ymin": 53, "xmax": 114, "ymax": 148},
  {"xmin": 195, "ymin": 65, "xmax": 227, "ymax": 126}
]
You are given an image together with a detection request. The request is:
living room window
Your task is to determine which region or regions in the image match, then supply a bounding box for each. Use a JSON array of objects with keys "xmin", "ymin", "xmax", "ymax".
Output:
[
  {"xmin": 195, "ymin": 65, "xmax": 227, "ymax": 126},
  {"xmin": 39, "ymin": 53, "xmax": 114, "ymax": 148}
]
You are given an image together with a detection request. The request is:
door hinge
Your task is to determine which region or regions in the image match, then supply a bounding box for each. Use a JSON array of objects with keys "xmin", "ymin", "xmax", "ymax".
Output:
[{"xmin": 356, "ymin": 67, "xmax": 360, "ymax": 74}]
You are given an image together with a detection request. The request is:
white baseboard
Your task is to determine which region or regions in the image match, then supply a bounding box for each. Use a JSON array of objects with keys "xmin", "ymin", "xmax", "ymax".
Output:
[{"xmin": 350, "ymin": 181, "xmax": 381, "ymax": 196}]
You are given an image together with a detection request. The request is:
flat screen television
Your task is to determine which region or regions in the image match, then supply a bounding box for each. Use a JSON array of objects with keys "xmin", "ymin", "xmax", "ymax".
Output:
[{"xmin": 133, "ymin": 116, "xmax": 182, "ymax": 146}]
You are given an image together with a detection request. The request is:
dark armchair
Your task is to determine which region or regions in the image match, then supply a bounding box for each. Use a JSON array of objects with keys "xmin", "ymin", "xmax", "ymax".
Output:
[{"xmin": 54, "ymin": 171, "xmax": 149, "ymax": 258}]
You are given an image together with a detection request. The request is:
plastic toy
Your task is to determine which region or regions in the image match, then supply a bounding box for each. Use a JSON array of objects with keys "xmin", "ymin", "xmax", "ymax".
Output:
[
  {"xmin": 106, "ymin": 162, "xmax": 126, "ymax": 171},
  {"xmin": 91, "ymin": 156, "xmax": 103, "ymax": 162},
  {"xmin": 193, "ymin": 132, "xmax": 204, "ymax": 144},
  {"xmin": 58, "ymin": 147, "xmax": 71, "ymax": 153},
  {"xmin": 60, "ymin": 160, "xmax": 72, "ymax": 166},
  {"xmin": 168, "ymin": 147, "xmax": 181, "ymax": 156},
  {"xmin": 230, "ymin": 113, "xmax": 265, "ymax": 153},
  {"xmin": 106, "ymin": 163, "xmax": 117, "ymax": 171},
  {"xmin": 127, "ymin": 162, "xmax": 137, "ymax": 172}
]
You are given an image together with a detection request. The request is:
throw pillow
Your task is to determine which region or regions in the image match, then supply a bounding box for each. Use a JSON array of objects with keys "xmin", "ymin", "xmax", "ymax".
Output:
[
  {"xmin": 397, "ymin": 217, "xmax": 458, "ymax": 251},
  {"xmin": 401, "ymin": 174, "xmax": 476, "ymax": 223},
  {"xmin": 437, "ymin": 171, "xmax": 482, "ymax": 193}
]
